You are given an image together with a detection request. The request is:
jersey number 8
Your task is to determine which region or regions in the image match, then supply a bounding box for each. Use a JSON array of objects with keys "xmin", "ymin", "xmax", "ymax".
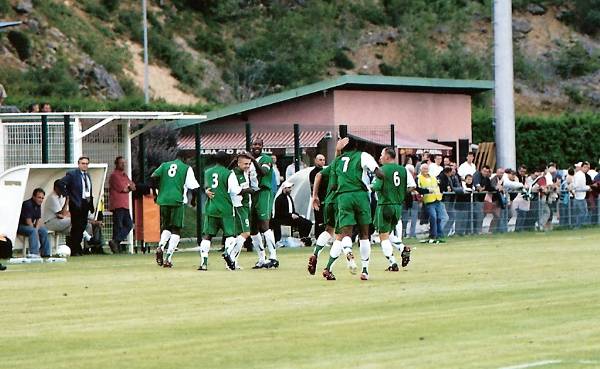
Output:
[{"xmin": 168, "ymin": 164, "xmax": 178, "ymax": 177}]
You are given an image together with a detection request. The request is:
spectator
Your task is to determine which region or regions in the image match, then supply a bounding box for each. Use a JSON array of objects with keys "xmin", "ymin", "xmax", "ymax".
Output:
[
  {"xmin": 0, "ymin": 83, "xmax": 6, "ymax": 106},
  {"xmin": 584, "ymin": 162, "xmax": 599, "ymax": 225},
  {"xmin": 17, "ymin": 188, "xmax": 51, "ymax": 258},
  {"xmin": 285, "ymin": 159, "xmax": 307, "ymax": 180},
  {"xmin": 458, "ymin": 152, "xmax": 477, "ymax": 179},
  {"xmin": 61, "ymin": 156, "xmax": 95, "ymax": 256},
  {"xmin": 43, "ymin": 180, "xmax": 71, "ymax": 234},
  {"xmin": 108, "ymin": 156, "xmax": 135, "ymax": 254},
  {"xmin": 443, "ymin": 156, "xmax": 451, "ymax": 167},
  {"xmin": 271, "ymin": 155, "xmax": 282, "ymax": 193},
  {"xmin": 40, "ymin": 102, "xmax": 52, "ymax": 113},
  {"xmin": 429, "ymin": 154, "xmax": 443, "ymax": 178},
  {"xmin": 490, "ymin": 167, "xmax": 508, "ymax": 233},
  {"xmin": 402, "ymin": 163, "xmax": 419, "ymax": 238},
  {"xmin": 272, "ymin": 182, "xmax": 312, "ymax": 246},
  {"xmin": 572, "ymin": 162, "xmax": 590, "ymax": 227},
  {"xmin": 0, "ymin": 83, "xmax": 20, "ymax": 113},
  {"xmin": 455, "ymin": 174, "xmax": 474, "ymax": 235},
  {"xmin": 517, "ymin": 165, "xmax": 528, "ymax": 184},
  {"xmin": 28, "ymin": 103, "xmax": 40, "ymax": 113},
  {"xmin": 415, "ymin": 151, "xmax": 430, "ymax": 174},
  {"xmin": 417, "ymin": 164, "xmax": 445, "ymax": 243},
  {"xmin": 438, "ymin": 166, "xmax": 462, "ymax": 236},
  {"xmin": 559, "ymin": 168, "xmax": 575, "ymax": 227},
  {"xmin": 472, "ymin": 165, "xmax": 493, "ymax": 234},
  {"xmin": 0, "ymin": 234, "xmax": 9, "ymax": 270},
  {"xmin": 308, "ymin": 154, "xmax": 326, "ymax": 236}
]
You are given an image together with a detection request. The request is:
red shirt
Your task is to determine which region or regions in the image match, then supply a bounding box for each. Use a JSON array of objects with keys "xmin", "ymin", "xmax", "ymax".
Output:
[{"xmin": 109, "ymin": 170, "xmax": 133, "ymax": 210}]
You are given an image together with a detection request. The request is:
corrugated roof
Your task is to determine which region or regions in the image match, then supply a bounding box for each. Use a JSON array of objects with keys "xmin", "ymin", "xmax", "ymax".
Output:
[
  {"xmin": 347, "ymin": 129, "xmax": 453, "ymax": 152},
  {"xmin": 0, "ymin": 21, "xmax": 22, "ymax": 29},
  {"xmin": 175, "ymin": 75, "xmax": 493, "ymax": 129},
  {"xmin": 178, "ymin": 130, "xmax": 327, "ymax": 151}
]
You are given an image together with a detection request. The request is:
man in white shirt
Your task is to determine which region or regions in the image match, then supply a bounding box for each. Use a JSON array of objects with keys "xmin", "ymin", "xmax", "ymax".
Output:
[
  {"xmin": 458, "ymin": 152, "xmax": 477, "ymax": 179},
  {"xmin": 573, "ymin": 161, "xmax": 591, "ymax": 227},
  {"xmin": 43, "ymin": 180, "xmax": 71, "ymax": 233},
  {"xmin": 285, "ymin": 160, "xmax": 307, "ymax": 180},
  {"xmin": 428, "ymin": 154, "xmax": 443, "ymax": 178}
]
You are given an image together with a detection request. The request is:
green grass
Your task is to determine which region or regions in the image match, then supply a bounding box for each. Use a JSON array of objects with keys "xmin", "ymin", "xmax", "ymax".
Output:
[{"xmin": 3, "ymin": 229, "xmax": 600, "ymax": 369}]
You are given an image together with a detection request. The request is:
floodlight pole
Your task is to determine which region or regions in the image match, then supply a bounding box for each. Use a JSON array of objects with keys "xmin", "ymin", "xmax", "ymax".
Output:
[
  {"xmin": 41, "ymin": 115, "xmax": 49, "ymax": 164},
  {"xmin": 195, "ymin": 124, "xmax": 203, "ymax": 240},
  {"xmin": 64, "ymin": 114, "xmax": 71, "ymax": 163},
  {"xmin": 142, "ymin": 0, "xmax": 149, "ymax": 104},
  {"xmin": 493, "ymin": 0, "xmax": 516, "ymax": 169},
  {"xmin": 293, "ymin": 123, "xmax": 300, "ymax": 172}
]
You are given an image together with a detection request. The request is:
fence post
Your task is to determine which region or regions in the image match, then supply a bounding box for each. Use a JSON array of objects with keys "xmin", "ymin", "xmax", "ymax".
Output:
[
  {"xmin": 537, "ymin": 198, "xmax": 542, "ymax": 231},
  {"xmin": 41, "ymin": 115, "xmax": 49, "ymax": 163},
  {"xmin": 245, "ymin": 122, "xmax": 252, "ymax": 151},
  {"xmin": 470, "ymin": 192, "xmax": 474, "ymax": 234},
  {"xmin": 390, "ymin": 123, "xmax": 395, "ymax": 147},
  {"xmin": 568, "ymin": 198, "xmax": 572, "ymax": 227},
  {"xmin": 339, "ymin": 124, "xmax": 347, "ymax": 139},
  {"xmin": 293, "ymin": 123, "xmax": 300, "ymax": 172},
  {"xmin": 195, "ymin": 124, "xmax": 203, "ymax": 240},
  {"xmin": 64, "ymin": 114, "xmax": 71, "ymax": 163}
]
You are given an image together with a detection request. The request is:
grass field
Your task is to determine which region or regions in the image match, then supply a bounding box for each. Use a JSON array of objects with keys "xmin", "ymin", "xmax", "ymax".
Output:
[{"xmin": 3, "ymin": 229, "xmax": 600, "ymax": 369}]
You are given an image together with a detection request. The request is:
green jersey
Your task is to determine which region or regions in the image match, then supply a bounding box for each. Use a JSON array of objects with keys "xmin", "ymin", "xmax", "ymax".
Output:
[
  {"xmin": 256, "ymin": 153, "xmax": 273, "ymax": 190},
  {"xmin": 204, "ymin": 164, "xmax": 234, "ymax": 217},
  {"xmin": 152, "ymin": 159, "xmax": 199, "ymax": 206},
  {"xmin": 232, "ymin": 167, "xmax": 250, "ymax": 207},
  {"xmin": 334, "ymin": 150, "xmax": 378, "ymax": 194},
  {"xmin": 372, "ymin": 163, "xmax": 407, "ymax": 205}
]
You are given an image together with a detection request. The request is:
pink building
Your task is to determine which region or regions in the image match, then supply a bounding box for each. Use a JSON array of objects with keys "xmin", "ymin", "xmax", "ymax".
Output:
[{"xmin": 177, "ymin": 75, "xmax": 492, "ymax": 163}]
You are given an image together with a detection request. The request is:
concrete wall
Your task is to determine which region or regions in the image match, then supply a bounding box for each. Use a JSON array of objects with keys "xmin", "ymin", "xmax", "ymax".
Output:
[{"xmin": 332, "ymin": 90, "xmax": 472, "ymax": 141}]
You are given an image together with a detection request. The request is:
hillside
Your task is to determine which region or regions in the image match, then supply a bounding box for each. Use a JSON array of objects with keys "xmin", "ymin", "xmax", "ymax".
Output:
[{"xmin": 0, "ymin": 0, "xmax": 599, "ymax": 114}]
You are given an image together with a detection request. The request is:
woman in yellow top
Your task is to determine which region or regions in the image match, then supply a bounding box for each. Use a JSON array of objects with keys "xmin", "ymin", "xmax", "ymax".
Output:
[{"xmin": 417, "ymin": 164, "xmax": 445, "ymax": 243}]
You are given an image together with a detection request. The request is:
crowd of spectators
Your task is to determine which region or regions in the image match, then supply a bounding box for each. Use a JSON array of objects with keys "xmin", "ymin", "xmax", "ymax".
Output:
[{"xmin": 403, "ymin": 153, "xmax": 600, "ymax": 239}]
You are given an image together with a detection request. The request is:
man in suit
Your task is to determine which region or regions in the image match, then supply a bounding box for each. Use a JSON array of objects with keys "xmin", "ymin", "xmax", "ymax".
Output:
[
  {"xmin": 272, "ymin": 181, "xmax": 312, "ymax": 246},
  {"xmin": 61, "ymin": 156, "xmax": 94, "ymax": 256}
]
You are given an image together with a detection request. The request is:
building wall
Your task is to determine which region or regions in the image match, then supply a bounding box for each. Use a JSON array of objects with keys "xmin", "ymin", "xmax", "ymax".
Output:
[{"xmin": 332, "ymin": 90, "xmax": 472, "ymax": 141}]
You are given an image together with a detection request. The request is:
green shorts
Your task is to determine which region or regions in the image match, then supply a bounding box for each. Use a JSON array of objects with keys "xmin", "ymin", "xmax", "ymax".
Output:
[
  {"xmin": 251, "ymin": 189, "xmax": 273, "ymax": 222},
  {"xmin": 203, "ymin": 215, "xmax": 235, "ymax": 237},
  {"xmin": 336, "ymin": 191, "xmax": 372, "ymax": 229},
  {"xmin": 323, "ymin": 202, "xmax": 337, "ymax": 228},
  {"xmin": 374, "ymin": 204, "xmax": 403, "ymax": 233},
  {"xmin": 160, "ymin": 205, "xmax": 185, "ymax": 230},
  {"xmin": 235, "ymin": 206, "xmax": 250, "ymax": 234}
]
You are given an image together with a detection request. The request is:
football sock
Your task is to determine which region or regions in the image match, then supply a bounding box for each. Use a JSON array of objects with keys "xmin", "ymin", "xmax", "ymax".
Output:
[
  {"xmin": 251, "ymin": 234, "xmax": 266, "ymax": 263},
  {"xmin": 263, "ymin": 229, "xmax": 277, "ymax": 260},
  {"xmin": 326, "ymin": 240, "xmax": 343, "ymax": 270},
  {"xmin": 158, "ymin": 230, "xmax": 172, "ymax": 251},
  {"xmin": 224, "ymin": 237, "xmax": 236, "ymax": 257},
  {"xmin": 359, "ymin": 239, "xmax": 371, "ymax": 273},
  {"xmin": 165, "ymin": 234, "xmax": 180, "ymax": 262},
  {"xmin": 314, "ymin": 231, "xmax": 333, "ymax": 257},
  {"xmin": 341, "ymin": 236, "xmax": 353, "ymax": 254},
  {"xmin": 380, "ymin": 239, "xmax": 396, "ymax": 265},
  {"xmin": 234, "ymin": 235, "xmax": 246, "ymax": 260}
]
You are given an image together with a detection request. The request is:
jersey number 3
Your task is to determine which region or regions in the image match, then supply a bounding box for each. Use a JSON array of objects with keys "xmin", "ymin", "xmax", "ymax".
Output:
[
  {"xmin": 168, "ymin": 164, "xmax": 178, "ymax": 177},
  {"xmin": 211, "ymin": 173, "xmax": 219, "ymax": 188}
]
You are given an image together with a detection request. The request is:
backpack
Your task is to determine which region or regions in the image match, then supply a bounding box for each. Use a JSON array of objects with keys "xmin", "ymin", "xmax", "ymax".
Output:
[{"xmin": 0, "ymin": 237, "xmax": 13, "ymax": 259}]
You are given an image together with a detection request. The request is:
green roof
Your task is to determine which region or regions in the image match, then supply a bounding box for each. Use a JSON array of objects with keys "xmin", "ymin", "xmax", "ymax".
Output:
[{"xmin": 176, "ymin": 75, "xmax": 493, "ymax": 129}]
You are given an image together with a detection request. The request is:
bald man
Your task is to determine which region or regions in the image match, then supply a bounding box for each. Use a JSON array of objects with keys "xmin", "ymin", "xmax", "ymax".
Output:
[{"xmin": 309, "ymin": 154, "xmax": 327, "ymax": 236}]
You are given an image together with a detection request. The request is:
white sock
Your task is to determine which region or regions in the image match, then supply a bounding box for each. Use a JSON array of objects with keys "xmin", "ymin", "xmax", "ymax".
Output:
[
  {"xmin": 83, "ymin": 231, "xmax": 92, "ymax": 242},
  {"xmin": 224, "ymin": 237, "xmax": 236, "ymax": 257},
  {"xmin": 166, "ymin": 234, "xmax": 180, "ymax": 262},
  {"xmin": 159, "ymin": 230, "xmax": 172, "ymax": 250},
  {"xmin": 330, "ymin": 240, "xmax": 342, "ymax": 259},
  {"xmin": 234, "ymin": 235, "xmax": 246, "ymax": 260},
  {"xmin": 359, "ymin": 239, "xmax": 371, "ymax": 272},
  {"xmin": 395, "ymin": 220, "xmax": 403, "ymax": 242},
  {"xmin": 381, "ymin": 239, "xmax": 396, "ymax": 265},
  {"xmin": 263, "ymin": 229, "xmax": 277, "ymax": 260},
  {"xmin": 341, "ymin": 236, "xmax": 353, "ymax": 254},
  {"xmin": 316, "ymin": 231, "xmax": 333, "ymax": 247},
  {"xmin": 251, "ymin": 234, "xmax": 266, "ymax": 263}
]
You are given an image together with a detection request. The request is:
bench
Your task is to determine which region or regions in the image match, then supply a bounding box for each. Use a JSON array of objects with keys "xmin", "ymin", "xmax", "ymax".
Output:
[{"xmin": 14, "ymin": 230, "xmax": 62, "ymax": 257}]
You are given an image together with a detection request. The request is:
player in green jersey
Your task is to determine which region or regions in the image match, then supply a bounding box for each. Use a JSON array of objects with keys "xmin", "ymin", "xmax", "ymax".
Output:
[
  {"xmin": 308, "ymin": 139, "xmax": 357, "ymax": 275},
  {"xmin": 322, "ymin": 138, "xmax": 384, "ymax": 281},
  {"xmin": 198, "ymin": 152, "xmax": 238, "ymax": 271},
  {"xmin": 151, "ymin": 153, "xmax": 200, "ymax": 268},
  {"xmin": 249, "ymin": 138, "xmax": 278, "ymax": 269},
  {"xmin": 372, "ymin": 147, "xmax": 413, "ymax": 270},
  {"xmin": 222, "ymin": 153, "xmax": 255, "ymax": 270}
]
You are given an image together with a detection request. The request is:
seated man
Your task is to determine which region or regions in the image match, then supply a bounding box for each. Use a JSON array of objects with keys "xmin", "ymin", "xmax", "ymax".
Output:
[
  {"xmin": 272, "ymin": 181, "xmax": 312, "ymax": 246},
  {"xmin": 43, "ymin": 180, "xmax": 71, "ymax": 234},
  {"xmin": 17, "ymin": 188, "xmax": 51, "ymax": 258}
]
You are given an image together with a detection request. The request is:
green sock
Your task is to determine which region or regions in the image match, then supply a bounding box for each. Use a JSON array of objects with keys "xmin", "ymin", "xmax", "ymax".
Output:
[
  {"xmin": 313, "ymin": 245, "xmax": 324, "ymax": 257},
  {"xmin": 203, "ymin": 257, "xmax": 208, "ymax": 266},
  {"xmin": 325, "ymin": 256, "xmax": 338, "ymax": 270},
  {"xmin": 362, "ymin": 267, "xmax": 368, "ymax": 274}
]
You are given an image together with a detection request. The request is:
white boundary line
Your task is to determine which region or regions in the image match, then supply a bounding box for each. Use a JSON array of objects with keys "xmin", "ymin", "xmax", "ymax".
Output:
[{"xmin": 498, "ymin": 360, "xmax": 562, "ymax": 369}]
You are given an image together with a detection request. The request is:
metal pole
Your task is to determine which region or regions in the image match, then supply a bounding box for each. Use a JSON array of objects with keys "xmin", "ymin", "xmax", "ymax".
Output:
[
  {"xmin": 142, "ymin": 0, "xmax": 149, "ymax": 104},
  {"xmin": 339, "ymin": 124, "xmax": 348, "ymax": 139},
  {"xmin": 195, "ymin": 124, "xmax": 203, "ymax": 239},
  {"xmin": 293, "ymin": 123, "xmax": 300, "ymax": 172},
  {"xmin": 493, "ymin": 0, "xmax": 516, "ymax": 169},
  {"xmin": 245, "ymin": 122, "xmax": 252, "ymax": 151},
  {"xmin": 41, "ymin": 115, "xmax": 49, "ymax": 163},
  {"xmin": 470, "ymin": 192, "xmax": 474, "ymax": 234},
  {"xmin": 390, "ymin": 123, "xmax": 395, "ymax": 147},
  {"xmin": 64, "ymin": 114, "xmax": 71, "ymax": 163}
]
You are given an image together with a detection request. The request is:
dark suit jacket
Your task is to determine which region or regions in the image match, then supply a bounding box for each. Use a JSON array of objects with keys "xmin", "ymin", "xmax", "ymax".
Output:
[
  {"xmin": 274, "ymin": 193, "xmax": 296, "ymax": 223},
  {"xmin": 61, "ymin": 169, "xmax": 94, "ymax": 212}
]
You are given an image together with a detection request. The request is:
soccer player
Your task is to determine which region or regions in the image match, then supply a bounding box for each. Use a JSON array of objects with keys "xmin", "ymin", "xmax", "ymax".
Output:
[
  {"xmin": 222, "ymin": 153, "xmax": 255, "ymax": 270},
  {"xmin": 152, "ymin": 153, "xmax": 200, "ymax": 268},
  {"xmin": 372, "ymin": 147, "xmax": 412, "ymax": 271},
  {"xmin": 198, "ymin": 152, "xmax": 238, "ymax": 271},
  {"xmin": 248, "ymin": 138, "xmax": 278, "ymax": 269},
  {"xmin": 322, "ymin": 138, "xmax": 384, "ymax": 281},
  {"xmin": 308, "ymin": 138, "xmax": 357, "ymax": 275}
]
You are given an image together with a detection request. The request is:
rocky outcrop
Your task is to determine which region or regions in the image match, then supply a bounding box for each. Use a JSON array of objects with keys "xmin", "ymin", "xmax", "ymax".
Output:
[
  {"xmin": 14, "ymin": 0, "xmax": 33, "ymax": 14},
  {"xmin": 76, "ymin": 55, "xmax": 124, "ymax": 100}
]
